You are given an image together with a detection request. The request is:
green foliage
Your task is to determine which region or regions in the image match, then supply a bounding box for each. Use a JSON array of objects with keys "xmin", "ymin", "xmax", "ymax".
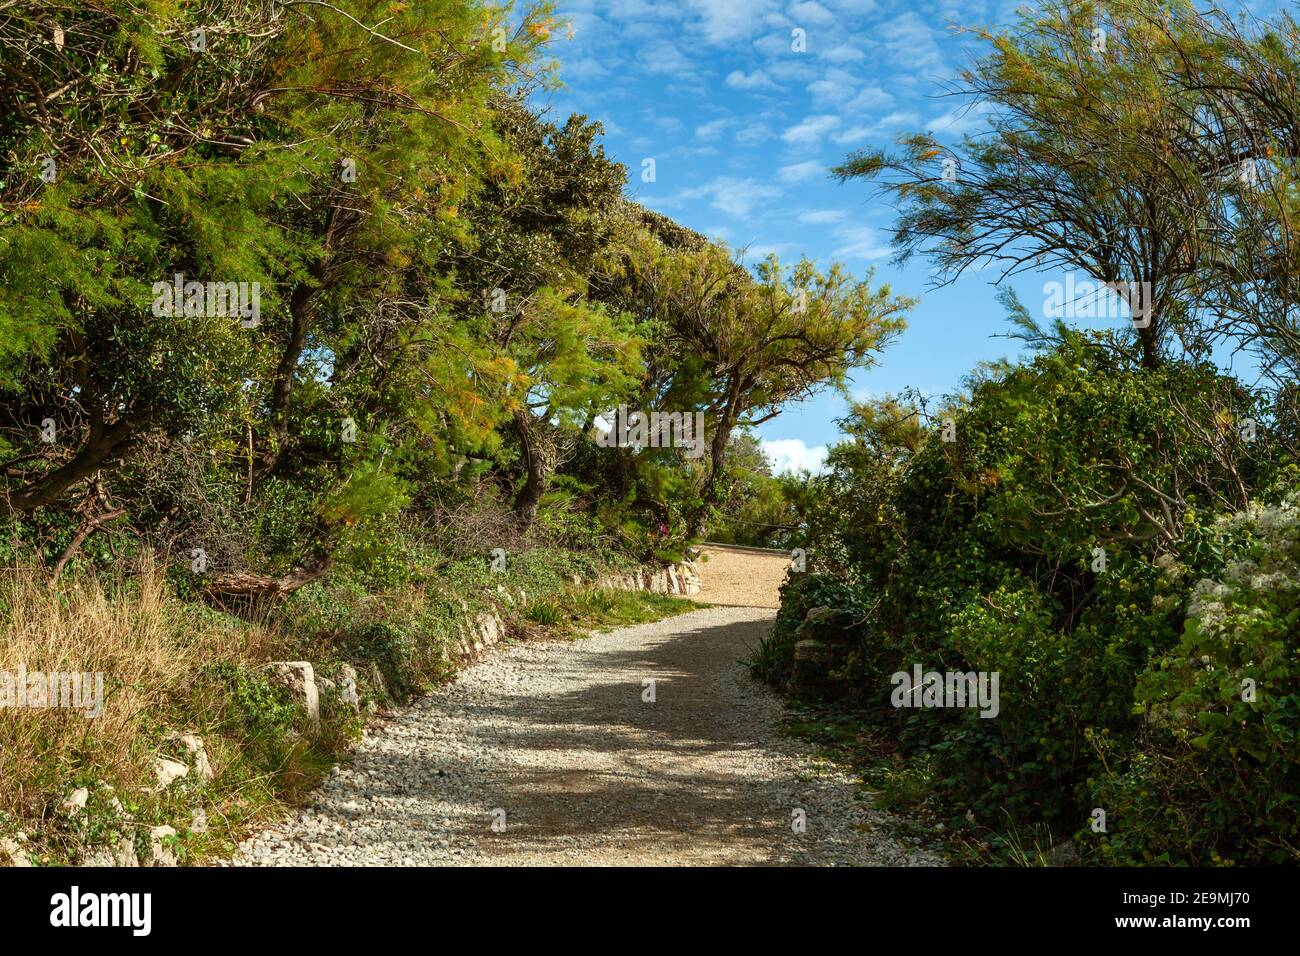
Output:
[
  {"xmin": 524, "ymin": 599, "xmax": 563, "ymax": 626},
  {"xmin": 749, "ymin": 573, "xmax": 856, "ymax": 689},
  {"xmin": 1089, "ymin": 500, "xmax": 1300, "ymax": 864},
  {"xmin": 758, "ymin": 332, "xmax": 1293, "ymax": 862}
]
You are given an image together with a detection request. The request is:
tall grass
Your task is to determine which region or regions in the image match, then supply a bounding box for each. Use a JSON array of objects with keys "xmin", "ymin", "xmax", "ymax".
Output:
[
  {"xmin": 0, "ymin": 551, "xmax": 697, "ymax": 864},
  {"xmin": 0, "ymin": 559, "xmax": 267, "ymax": 850}
]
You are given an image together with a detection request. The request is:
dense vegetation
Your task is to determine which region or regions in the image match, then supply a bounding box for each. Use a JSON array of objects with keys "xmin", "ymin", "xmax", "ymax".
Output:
[
  {"xmin": 0, "ymin": 0, "xmax": 906, "ymax": 586},
  {"xmin": 0, "ymin": 0, "xmax": 905, "ymax": 862},
  {"xmin": 755, "ymin": 0, "xmax": 1299, "ymax": 865}
]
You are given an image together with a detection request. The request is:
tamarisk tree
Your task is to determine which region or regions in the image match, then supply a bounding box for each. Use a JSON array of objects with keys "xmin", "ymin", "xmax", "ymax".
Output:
[{"xmin": 625, "ymin": 229, "xmax": 910, "ymax": 538}]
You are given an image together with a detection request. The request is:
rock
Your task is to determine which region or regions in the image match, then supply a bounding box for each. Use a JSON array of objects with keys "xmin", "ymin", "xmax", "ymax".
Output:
[
  {"xmin": 263, "ymin": 661, "xmax": 320, "ymax": 726},
  {"xmin": 794, "ymin": 638, "xmax": 836, "ymax": 665},
  {"xmin": 83, "ymin": 837, "xmax": 138, "ymax": 867},
  {"xmin": 665, "ymin": 566, "xmax": 681, "ymax": 594},
  {"xmin": 338, "ymin": 664, "xmax": 360, "ymax": 711},
  {"xmin": 1045, "ymin": 840, "xmax": 1079, "ymax": 866},
  {"xmin": 787, "ymin": 639, "xmax": 846, "ymax": 699},
  {"xmin": 148, "ymin": 826, "xmax": 179, "ymax": 867},
  {"xmin": 677, "ymin": 560, "xmax": 702, "ymax": 595},
  {"xmin": 153, "ymin": 757, "xmax": 190, "ymax": 790},
  {"xmin": 63, "ymin": 787, "xmax": 90, "ymax": 815},
  {"xmin": 475, "ymin": 613, "xmax": 501, "ymax": 646},
  {"xmin": 798, "ymin": 606, "xmax": 857, "ymax": 643},
  {"xmin": 0, "ymin": 835, "xmax": 31, "ymax": 867},
  {"xmin": 172, "ymin": 733, "xmax": 213, "ymax": 782}
]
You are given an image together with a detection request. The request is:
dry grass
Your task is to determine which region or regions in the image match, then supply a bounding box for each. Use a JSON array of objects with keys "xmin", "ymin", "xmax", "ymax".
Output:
[
  {"xmin": 0, "ymin": 547, "xmax": 690, "ymax": 863},
  {"xmin": 0, "ymin": 557, "xmax": 262, "ymax": 826}
]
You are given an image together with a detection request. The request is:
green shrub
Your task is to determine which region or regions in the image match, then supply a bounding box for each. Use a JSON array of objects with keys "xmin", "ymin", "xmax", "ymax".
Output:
[
  {"xmin": 749, "ymin": 572, "xmax": 850, "ymax": 687},
  {"xmin": 524, "ymin": 598, "xmax": 563, "ymax": 625},
  {"xmin": 764, "ymin": 335, "xmax": 1293, "ymax": 861},
  {"xmin": 1089, "ymin": 500, "xmax": 1300, "ymax": 864}
]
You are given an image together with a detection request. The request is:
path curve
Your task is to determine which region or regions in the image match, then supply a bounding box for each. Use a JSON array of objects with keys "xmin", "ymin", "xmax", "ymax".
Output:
[
  {"xmin": 231, "ymin": 606, "xmax": 941, "ymax": 867},
  {"xmin": 693, "ymin": 543, "xmax": 791, "ymax": 608}
]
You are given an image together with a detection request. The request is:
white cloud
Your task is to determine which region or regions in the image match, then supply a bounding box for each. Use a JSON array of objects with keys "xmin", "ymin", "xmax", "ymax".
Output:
[
  {"xmin": 726, "ymin": 68, "xmax": 781, "ymax": 91},
  {"xmin": 561, "ymin": 56, "xmax": 611, "ymax": 81},
  {"xmin": 878, "ymin": 12, "xmax": 945, "ymax": 73},
  {"xmin": 928, "ymin": 101, "xmax": 994, "ymax": 137},
  {"xmin": 807, "ymin": 68, "xmax": 858, "ymax": 105},
  {"xmin": 797, "ymin": 209, "xmax": 847, "ymax": 224},
  {"xmin": 679, "ymin": 176, "xmax": 783, "ymax": 218},
  {"xmin": 821, "ymin": 43, "xmax": 867, "ymax": 63},
  {"xmin": 779, "ymin": 159, "xmax": 826, "ymax": 183},
  {"xmin": 788, "ymin": 1, "xmax": 835, "ymax": 26},
  {"xmin": 845, "ymin": 85, "xmax": 894, "ymax": 112},
  {"xmin": 695, "ymin": 117, "xmax": 731, "ymax": 139},
  {"xmin": 735, "ymin": 123, "xmax": 776, "ymax": 146},
  {"xmin": 687, "ymin": 0, "xmax": 780, "ymax": 43},
  {"xmin": 831, "ymin": 224, "xmax": 893, "ymax": 261},
  {"xmin": 809, "ymin": 76, "xmax": 894, "ymax": 117},
  {"xmin": 642, "ymin": 40, "xmax": 695, "ymax": 76},
  {"xmin": 781, "ymin": 114, "xmax": 841, "ymax": 147},
  {"xmin": 744, "ymin": 242, "xmax": 791, "ymax": 262},
  {"xmin": 832, "ymin": 109, "xmax": 920, "ymax": 145},
  {"xmin": 762, "ymin": 438, "xmax": 829, "ymax": 475},
  {"xmin": 824, "ymin": 0, "xmax": 878, "ymax": 13},
  {"xmin": 766, "ymin": 57, "xmax": 820, "ymax": 83}
]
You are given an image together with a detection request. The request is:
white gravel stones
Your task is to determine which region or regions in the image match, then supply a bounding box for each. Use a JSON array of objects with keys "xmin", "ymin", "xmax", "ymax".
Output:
[{"xmin": 231, "ymin": 606, "xmax": 942, "ymax": 867}]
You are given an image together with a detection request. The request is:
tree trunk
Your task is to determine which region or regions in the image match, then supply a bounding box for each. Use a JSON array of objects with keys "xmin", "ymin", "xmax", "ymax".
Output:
[
  {"xmin": 256, "ymin": 206, "xmax": 340, "ymax": 481},
  {"xmin": 204, "ymin": 552, "xmax": 334, "ymax": 612},
  {"xmin": 688, "ymin": 415, "xmax": 734, "ymax": 540},
  {"xmin": 256, "ymin": 279, "xmax": 317, "ymax": 479},
  {"xmin": 510, "ymin": 410, "xmax": 547, "ymax": 529},
  {"xmin": 1137, "ymin": 319, "xmax": 1161, "ymax": 370},
  {"xmin": 0, "ymin": 415, "xmax": 138, "ymax": 517}
]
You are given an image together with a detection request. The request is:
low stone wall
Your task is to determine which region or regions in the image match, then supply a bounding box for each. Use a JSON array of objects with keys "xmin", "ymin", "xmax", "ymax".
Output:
[
  {"xmin": 264, "ymin": 560, "xmax": 706, "ymax": 725},
  {"xmin": 595, "ymin": 560, "xmax": 702, "ymax": 597},
  {"xmin": 451, "ymin": 561, "xmax": 701, "ymax": 663}
]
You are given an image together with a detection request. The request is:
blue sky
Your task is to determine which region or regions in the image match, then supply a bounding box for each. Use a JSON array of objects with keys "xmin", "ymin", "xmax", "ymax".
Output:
[{"xmin": 535, "ymin": 0, "xmax": 1282, "ymax": 473}]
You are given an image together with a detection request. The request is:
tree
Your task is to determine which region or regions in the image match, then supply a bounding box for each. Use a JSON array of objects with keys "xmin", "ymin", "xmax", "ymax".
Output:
[
  {"xmin": 833, "ymin": 0, "xmax": 1299, "ymax": 372},
  {"xmin": 624, "ymin": 231, "xmax": 910, "ymax": 537},
  {"xmin": 0, "ymin": 0, "xmax": 555, "ymax": 587},
  {"xmin": 450, "ymin": 101, "xmax": 642, "ymax": 527}
]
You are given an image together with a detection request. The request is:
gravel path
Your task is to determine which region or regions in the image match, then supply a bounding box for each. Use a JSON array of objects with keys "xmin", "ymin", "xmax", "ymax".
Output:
[
  {"xmin": 694, "ymin": 545, "xmax": 791, "ymax": 608},
  {"xmin": 230, "ymin": 606, "xmax": 941, "ymax": 867}
]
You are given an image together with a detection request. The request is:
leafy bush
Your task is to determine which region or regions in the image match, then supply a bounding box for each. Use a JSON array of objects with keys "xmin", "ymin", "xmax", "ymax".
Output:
[
  {"xmin": 749, "ymin": 572, "xmax": 846, "ymax": 687},
  {"xmin": 760, "ymin": 334, "xmax": 1294, "ymax": 861},
  {"xmin": 1089, "ymin": 500, "xmax": 1300, "ymax": 864},
  {"xmin": 524, "ymin": 599, "xmax": 563, "ymax": 625}
]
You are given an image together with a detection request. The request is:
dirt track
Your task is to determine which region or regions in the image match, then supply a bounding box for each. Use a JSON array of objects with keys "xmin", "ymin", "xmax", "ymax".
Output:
[
  {"xmin": 692, "ymin": 543, "xmax": 791, "ymax": 608},
  {"xmin": 232, "ymin": 606, "xmax": 940, "ymax": 867}
]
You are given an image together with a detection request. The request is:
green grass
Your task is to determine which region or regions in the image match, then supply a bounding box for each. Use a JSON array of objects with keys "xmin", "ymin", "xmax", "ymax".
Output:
[{"xmin": 528, "ymin": 587, "xmax": 699, "ymax": 639}]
